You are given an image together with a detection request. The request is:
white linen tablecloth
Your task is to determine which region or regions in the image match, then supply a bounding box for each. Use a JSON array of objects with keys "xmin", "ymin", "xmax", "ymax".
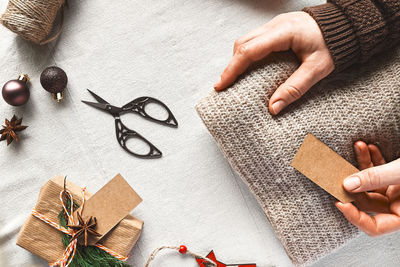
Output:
[{"xmin": 1, "ymin": 0, "xmax": 400, "ymax": 266}]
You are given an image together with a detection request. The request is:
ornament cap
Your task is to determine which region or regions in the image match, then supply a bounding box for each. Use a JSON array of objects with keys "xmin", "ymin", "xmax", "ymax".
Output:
[
  {"xmin": 52, "ymin": 92, "xmax": 64, "ymax": 102},
  {"xmin": 17, "ymin": 74, "xmax": 30, "ymax": 83}
]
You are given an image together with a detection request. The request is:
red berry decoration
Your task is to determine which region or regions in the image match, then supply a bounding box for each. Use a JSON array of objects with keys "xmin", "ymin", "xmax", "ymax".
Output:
[{"xmin": 179, "ymin": 245, "xmax": 187, "ymax": 254}]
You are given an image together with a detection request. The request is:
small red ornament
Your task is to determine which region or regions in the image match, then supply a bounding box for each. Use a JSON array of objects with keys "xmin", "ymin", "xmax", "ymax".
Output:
[{"xmin": 179, "ymin": 245, "xmax": 187, "ymax": 254}]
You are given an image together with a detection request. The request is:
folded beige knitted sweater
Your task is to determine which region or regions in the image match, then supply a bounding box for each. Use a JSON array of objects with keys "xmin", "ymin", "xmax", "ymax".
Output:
[{"xmin": 196, "ymin": 48, "xmax": 400, "ymax": 266}]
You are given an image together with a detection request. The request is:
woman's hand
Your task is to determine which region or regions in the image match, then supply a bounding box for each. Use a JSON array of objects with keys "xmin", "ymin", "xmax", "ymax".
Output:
[
  {"xmin": 214, "ymin": 11, "xmax": 334, "ymax": 115},
  {"xmin": 336, "ymin": 141, "xmax": 400, "ymax": 236}
]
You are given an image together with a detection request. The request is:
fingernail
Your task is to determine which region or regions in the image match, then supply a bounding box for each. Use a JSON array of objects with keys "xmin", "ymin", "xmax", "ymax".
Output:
[
  {"xmin": 271, "ymin": 100, "xmax": 286, "ymax": 114},
  {"xmin": 343, "ymin": 176, "xmax": 361, "ymax": 191}
]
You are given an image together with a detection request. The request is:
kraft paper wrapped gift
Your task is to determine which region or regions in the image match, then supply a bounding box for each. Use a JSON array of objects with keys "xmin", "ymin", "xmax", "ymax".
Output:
[
  {"xmin": 16, "ymin": 175, "xmax": 143, "ymax": 264},
  {"xmin": 196, "ymin": 48, "xmax": 400, "ymax": 266}
]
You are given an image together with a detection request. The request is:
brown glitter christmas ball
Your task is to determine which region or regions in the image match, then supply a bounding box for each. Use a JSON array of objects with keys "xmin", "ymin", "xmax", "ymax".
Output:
[{"xmin": 40, "ymin": 66, "xmax": 68, "ymax": 102}]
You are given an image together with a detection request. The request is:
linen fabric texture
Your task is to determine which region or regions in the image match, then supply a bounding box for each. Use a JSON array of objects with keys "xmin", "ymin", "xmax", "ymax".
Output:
[{"xmin": 196, "ymin": 49, "xmax": 400, "ymax": 266}]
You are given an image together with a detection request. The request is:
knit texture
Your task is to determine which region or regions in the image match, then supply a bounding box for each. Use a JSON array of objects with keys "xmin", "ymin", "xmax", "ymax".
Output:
[
  {"xmin": 304, "ymin": 0, "xmax": 400, "ymax": 71},
  {"xmin": 195, "ymin": 48, "xmax": 400, "ymax": 266}
]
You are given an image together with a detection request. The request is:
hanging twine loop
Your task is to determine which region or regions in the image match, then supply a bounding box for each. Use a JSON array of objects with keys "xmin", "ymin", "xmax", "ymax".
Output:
[
  {"xmin": 144, "ymin": 246, "xmax": 217, "ymax": 267},
  {"xmin": 0, "ymin": 0, "xmax": 65, "ymax": 45}
]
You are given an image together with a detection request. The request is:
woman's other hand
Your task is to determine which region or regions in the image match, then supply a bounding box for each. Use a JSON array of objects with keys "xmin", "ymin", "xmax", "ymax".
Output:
[{"xmin": 336, "ymin": 141, "xmax": 400, "ymax": 236}]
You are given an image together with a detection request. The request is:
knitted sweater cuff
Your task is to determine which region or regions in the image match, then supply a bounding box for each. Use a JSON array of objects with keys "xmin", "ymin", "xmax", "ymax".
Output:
[{"xmin": 303, "ymin": 3, "xmax": 360, "ymax": 71}]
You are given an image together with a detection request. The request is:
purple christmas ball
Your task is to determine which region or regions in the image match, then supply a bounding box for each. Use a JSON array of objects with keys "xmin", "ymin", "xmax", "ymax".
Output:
[{"xmin": 2, "ymin": 74, "xmax": 30, "ymax": 106}]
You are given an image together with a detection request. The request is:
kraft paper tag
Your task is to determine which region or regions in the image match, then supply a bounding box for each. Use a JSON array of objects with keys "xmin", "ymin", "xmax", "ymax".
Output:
[
  {"xmin": 79, "ymin": 174, "xmax": 142, "ymax": 244},
  {"xmin": 291, "ymin": 134, "xmax": 358, "ymax": 203}
]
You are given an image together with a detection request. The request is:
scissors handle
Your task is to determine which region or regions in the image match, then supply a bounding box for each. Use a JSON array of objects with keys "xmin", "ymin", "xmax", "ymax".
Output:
[
  {"xmin": 122, "ymin": 97, "xmax": 178, "ymax": 127},
  {"xmin": 115, "ymin": 117, "xmax": 162, "ymax": 159}
]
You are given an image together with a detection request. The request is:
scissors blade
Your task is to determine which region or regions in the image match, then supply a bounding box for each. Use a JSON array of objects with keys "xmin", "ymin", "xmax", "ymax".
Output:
[
  {"xmin": 86, "ymin": 89, "xmax": 110, "ymax": 104},
  {"xmin": 82, "ymin": 101, "xmax": 124, "ymax": 115},
  {"xmin": 81, "ymin": 100, "xmax": 108, "ymax": 111}
]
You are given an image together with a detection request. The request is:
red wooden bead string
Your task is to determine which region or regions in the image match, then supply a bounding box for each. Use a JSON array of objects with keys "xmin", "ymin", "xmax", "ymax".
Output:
[{"xmin": 144, "ymin": 245, "xmax": 216, "ymax": 267}]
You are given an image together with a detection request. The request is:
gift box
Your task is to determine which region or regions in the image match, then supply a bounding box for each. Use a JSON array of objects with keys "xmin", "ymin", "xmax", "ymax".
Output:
[{"xmin": 16, "ymin": 175, "xmax": 143, "ymax": 265}]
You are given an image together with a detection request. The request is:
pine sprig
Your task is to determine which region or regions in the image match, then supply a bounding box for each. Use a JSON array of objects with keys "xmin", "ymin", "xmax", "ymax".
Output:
[{"xmin": 58, "ymin": 198, "xmax": 130, "ymax": 267}]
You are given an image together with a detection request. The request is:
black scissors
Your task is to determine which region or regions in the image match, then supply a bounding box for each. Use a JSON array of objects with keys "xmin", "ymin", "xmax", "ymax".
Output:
[{"xmin": 82, "ymin": 89, "xmax": 178, "ymax": 159}]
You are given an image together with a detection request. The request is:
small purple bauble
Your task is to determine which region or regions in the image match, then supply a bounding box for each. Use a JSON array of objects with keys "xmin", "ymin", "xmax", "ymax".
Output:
[{"xmin": 2, "ymin": 74, "xmax": 30, "ymax": 106}]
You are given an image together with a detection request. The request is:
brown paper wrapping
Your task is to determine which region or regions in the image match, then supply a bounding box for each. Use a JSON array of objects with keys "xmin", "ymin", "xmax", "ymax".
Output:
[{"xmin": 16, "ymin": 175, "xmax": 143, "ymax": 263}]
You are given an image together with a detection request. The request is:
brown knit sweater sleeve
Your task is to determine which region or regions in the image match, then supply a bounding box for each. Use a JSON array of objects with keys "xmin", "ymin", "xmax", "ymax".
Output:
[{"xmin": 303, "ymin": 0, "xmax": 400, "ymax": 71}]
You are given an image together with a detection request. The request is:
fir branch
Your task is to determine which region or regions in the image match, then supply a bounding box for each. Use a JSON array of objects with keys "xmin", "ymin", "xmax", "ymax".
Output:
[{"xmin": 58, "ymin": 197, "xmax": 130, "ymax": 267}]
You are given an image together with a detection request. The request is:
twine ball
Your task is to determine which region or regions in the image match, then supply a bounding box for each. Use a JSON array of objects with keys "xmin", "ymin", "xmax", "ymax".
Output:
[{"xmin": 0, "ymin": 0, "xmax": 65, "ymax": 45}]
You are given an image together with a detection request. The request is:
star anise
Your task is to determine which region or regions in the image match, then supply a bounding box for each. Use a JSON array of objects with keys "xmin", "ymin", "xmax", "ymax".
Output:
[
  {"xmin": 67, "ymin": 212, "xmax": 101, "ymax": 246},
  {"xmin": 0, "ymin": 115, "xmax": 28, "ymax": 145}
]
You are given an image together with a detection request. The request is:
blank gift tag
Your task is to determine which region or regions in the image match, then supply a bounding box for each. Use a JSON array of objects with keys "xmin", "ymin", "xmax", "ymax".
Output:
[
  {"xmin": 79, "ymin": 174, "xmax": 142, "ymax": 244},
  {"xmin": 291, "ymin": 134, "xmax": 358, "ymax": 203}
]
